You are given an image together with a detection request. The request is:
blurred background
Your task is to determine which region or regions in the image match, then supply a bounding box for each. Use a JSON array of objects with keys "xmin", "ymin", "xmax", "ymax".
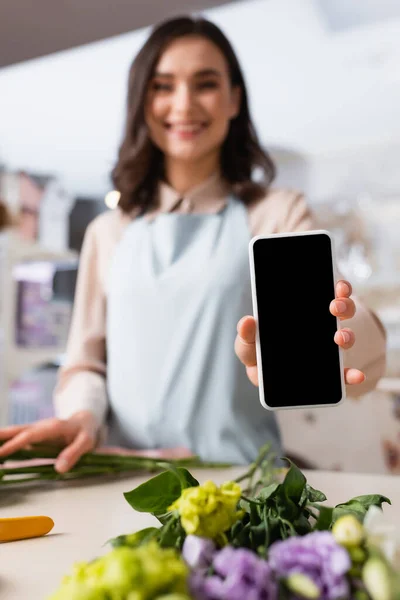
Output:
[{"xmin": 0, "ymin": 0, "xmax": 399, "ymax": 474}]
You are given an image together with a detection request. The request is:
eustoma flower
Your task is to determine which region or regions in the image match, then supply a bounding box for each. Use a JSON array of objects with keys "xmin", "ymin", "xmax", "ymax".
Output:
[
  {"xmin": 182, "ymin": 535, "xmax": 216, "ymax": 570},
  {"xmin": 188, "ymin": 545, "xmax": 276, "ymax": 600},
  {"xmin": 268, "ymin": 531, "xmax": 351, "ymax": 600},
  {"xmin": 168, "ymin": 481, "xmax": 243, "ymax": 539},
  {"xmin": 48, "ymin": 542, "xmax": 189, "ymax": 600}
]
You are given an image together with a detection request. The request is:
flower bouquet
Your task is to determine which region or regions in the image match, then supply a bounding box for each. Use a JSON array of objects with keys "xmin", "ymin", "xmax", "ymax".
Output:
[{"xmin": 49, "ymin": 446, "xmax": 400, "ymax": 600}]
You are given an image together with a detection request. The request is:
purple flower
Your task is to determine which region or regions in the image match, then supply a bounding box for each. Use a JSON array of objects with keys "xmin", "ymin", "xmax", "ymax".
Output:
[
  {"xmin": 189, "ymin": 546, "xmax": 277, "ymax": 600},
  {"xmin": 182, "ymin": 535, "xmax": 216, "ymax": 570},
  {"xmin": 268, "ymin": 531, "xmax": 351, "ymax": 600}
]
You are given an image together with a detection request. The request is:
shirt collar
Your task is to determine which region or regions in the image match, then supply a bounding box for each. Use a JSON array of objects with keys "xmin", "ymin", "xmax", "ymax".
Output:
[{"xmin": 157, "ymin": 172, "xmax": 230, "ymax": 215}]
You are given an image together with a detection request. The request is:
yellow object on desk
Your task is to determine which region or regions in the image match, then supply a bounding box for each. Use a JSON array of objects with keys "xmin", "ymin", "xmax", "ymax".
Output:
[{"xmin": 0, "ymin": 516, "xmax": 54, "ymax": 542}]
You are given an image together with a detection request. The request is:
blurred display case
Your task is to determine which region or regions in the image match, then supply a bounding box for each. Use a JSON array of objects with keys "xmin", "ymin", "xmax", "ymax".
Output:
[
  {"xmin": 311, "ymin": 191, "xmax": 400, "ymax": 410},
  {"xmin": 0, "ymin": 231, "xmax": 77, "ymax": 426}
]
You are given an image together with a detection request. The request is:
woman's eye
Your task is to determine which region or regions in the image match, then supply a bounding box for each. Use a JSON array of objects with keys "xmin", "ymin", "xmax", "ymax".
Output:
[
  {"xmin": 152, "ymin": 82, "xmax": 172, "ymax": 92},
  {"xmin": 197, "ymin": 80, "xmax": 218, "ymax": 90}
]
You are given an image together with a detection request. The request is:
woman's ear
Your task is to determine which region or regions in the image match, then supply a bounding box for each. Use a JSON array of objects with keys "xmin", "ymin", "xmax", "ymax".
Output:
[{"xmin": 230, "ymin": 85, "xmax": 241, "ymax": 119}]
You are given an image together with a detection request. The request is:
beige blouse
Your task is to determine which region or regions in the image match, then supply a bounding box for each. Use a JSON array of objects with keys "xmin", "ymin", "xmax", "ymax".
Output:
[{"xmin": 54, "ymin": 174, "xmax": 386, "ymax": 428}]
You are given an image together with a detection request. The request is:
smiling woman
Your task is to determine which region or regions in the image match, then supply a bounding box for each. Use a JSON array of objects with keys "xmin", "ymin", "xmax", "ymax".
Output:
[
  {"xmin": 0, "ymin": 16, "xmax": 386, "ymax": 473},
  {"xmin": 112, "ymin": 17, "xmax": 275, "ymax": 214}
]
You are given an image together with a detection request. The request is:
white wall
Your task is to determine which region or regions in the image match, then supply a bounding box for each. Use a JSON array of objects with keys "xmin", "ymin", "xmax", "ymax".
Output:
[{"xmin": 1, "ymin": 0, "xmax": 400, "ymax": 198}]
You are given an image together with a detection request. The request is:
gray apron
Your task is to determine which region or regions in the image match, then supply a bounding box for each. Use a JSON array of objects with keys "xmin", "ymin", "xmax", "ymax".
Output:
[{"xmin": 106, "ymin": 196, "xmax": 281, "ymax": 464}]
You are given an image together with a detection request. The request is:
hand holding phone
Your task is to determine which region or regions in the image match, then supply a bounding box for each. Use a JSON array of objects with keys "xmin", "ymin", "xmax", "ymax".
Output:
[{"xmin": 248, "ymin": 230, "xmax": 346, "ymax": 410}]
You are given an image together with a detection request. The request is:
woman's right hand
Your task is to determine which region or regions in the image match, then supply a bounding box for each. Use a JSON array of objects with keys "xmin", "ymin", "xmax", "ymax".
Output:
[{"xmin": 0, "ymin": 410, "xmax": 99, "ymax": 473}]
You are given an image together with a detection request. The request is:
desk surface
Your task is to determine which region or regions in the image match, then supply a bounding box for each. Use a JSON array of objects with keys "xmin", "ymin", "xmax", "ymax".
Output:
[{"xmin": 1, "ymin": 468, "xmax": 399, "ymax": 600}]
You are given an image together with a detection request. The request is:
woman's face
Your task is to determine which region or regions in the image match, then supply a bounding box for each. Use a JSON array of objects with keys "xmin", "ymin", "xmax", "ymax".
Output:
[{"xmin": 145, "ymin": 35, "xmax": 240, "ymax": 164}]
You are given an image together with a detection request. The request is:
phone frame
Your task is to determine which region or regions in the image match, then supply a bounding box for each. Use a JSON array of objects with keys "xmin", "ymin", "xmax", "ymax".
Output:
[{"xmin": 248, "ymin": 229, "xmax": 346, "ymax": 411}]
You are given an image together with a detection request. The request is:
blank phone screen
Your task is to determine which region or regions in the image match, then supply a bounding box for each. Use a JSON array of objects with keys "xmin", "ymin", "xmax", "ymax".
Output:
[{"xmin": 252, "ymin": 233, "xmax": 343, "ymax": 408}]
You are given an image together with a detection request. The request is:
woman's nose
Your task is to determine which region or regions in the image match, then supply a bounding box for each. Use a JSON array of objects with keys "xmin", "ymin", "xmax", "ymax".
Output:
[{"xmin": 173, "ymin": 84, "xmax": 194, "ymax": 112}]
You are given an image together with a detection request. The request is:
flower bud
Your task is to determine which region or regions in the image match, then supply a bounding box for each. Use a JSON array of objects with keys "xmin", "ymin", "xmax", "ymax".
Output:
[
  {"xmin": 349, "ymin": 547, "xmax": 367, "ymax": 564},
  {"xmin": 362, "ymin": 557, "xmax": 392, "ymax": 600},
  {"xmin": 354, "ymin": 591, "xmax": 369, "ymax": 600},
  {"xmin": 286, "ymin": 573, "xmax": 320, "ymax": 599},
  {"xmin": 332, "ymin": 515, "xmax": 365, "ymax": 548}
]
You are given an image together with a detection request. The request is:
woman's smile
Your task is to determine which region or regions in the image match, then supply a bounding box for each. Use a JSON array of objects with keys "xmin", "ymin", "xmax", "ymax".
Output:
[{"xmin": 164, "ymin": 120, "xmax": 209, "ymax": 140}]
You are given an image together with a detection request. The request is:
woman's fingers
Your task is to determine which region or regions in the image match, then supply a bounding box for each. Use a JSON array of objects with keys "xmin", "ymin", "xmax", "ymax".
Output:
[
  {"xmin": 246, "ymin": 365, "xmax": 259, "ymax": 387},
  {"xmin": 235, "ymin": 281, "xmax": 364, "ymax": 391},
  {"xmin": 331, "ymin": 280, "xmax": 356, "ymax": 320},
  {"xmin": 335, "ymin": 280, "xmax": 352, "ymax": 298},
  {"xmin": 344, "ymin": 368, "xmax": 365, "ymax": 385},
  {"xmin": 235, "ymin": 316, "xmax": 257, "ymax": 367},
  {"xmin": 334, "ymin": 327, "xmax": 355, "ymax": 349},
  {"xmin": 234, "ymin": 315, "xmax": 258, "ymax": 386},
  {"xmin": 330, "ymin": 297, "xmax": 356, "ymax": 320},
  {"xmin": 55, "ymin": 430, "xmax": 95, "ymax": 473},
  {"xmin": 0, "ymin": 424, "xmax": 28, "ymax": 441},
  {"xmin": 0, "ymin": 419, "xmax": 64, "ymax": 458}
]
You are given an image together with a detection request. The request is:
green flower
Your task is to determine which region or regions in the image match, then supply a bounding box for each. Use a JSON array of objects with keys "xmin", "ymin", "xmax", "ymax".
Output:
[
  {"xmin": 168, "ymin": 480, "xmax": 243, "ymax": 539},
  {"xmin": 332, "ymin": 515, "xmax": 365, "ymax": 548},
  {"xmin": 48, "ymin": 542, "xmax": 188, "ymax": 600}
]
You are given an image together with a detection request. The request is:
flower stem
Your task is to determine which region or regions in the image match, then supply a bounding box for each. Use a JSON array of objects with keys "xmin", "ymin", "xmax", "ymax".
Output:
[{"xmin": 0, "ymin": 442, "xmax": 234, "ymax": 487}]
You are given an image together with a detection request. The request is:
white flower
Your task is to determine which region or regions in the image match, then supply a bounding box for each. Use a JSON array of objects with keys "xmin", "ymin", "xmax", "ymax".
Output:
[{"xmin": 364, "ymin": 506, "xmax": 400, "ymax": 565}]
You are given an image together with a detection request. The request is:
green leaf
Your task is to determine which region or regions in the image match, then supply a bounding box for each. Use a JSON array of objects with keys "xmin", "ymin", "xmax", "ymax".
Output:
[
  {"xmin": 158, "ymin": 515, "xmax": 185, "ymax": 549},
  {"xmin": 239, "ymin": 498, "xmax": 251, "ymax": 513},
  {"xmin": 333, "ymin": 503, "xmax": 366, "ymax": 523},
  {"xmin": 333, "ymin": 495, "xmax": 391, "ymax": 524},
  {"xmin": 157, "ymin": 462, "xmax": 199, "ymax": 490},
  {"xmin": 276, "ymin": 496, "xmax": 299, "ymax": 521},
  {"xmin": 343, "ymin": 495, "xmax": 391, "ymax": 509},
  {"xmin": 301, "ymin": 483, "xmax": 327, "ymax": 504},
  {"xmin": 108, "ymin": 527, "xmax": 159, "ymax": 548},
  {"xmin": 314, "ymin": 505, "xmax": 334, "ymax": 531},
  {"xmin": 282, "ymin": 460, "xmax": 307, "ymax": 505},
  {"xmin": 249, "ymin": 522, "xmax": 267, "ymax": 549},
  {"xmin": 292, "ymin": 513, "xmax": 312, "ymax": 535},
  {"xmin": 155, "ymin": 512, "xmax": 174, "ymax": 526},
  {"xmin": 256, "ymin": 483, "xmax": 280, "ymax": 502},
  {"xmin": 231, "ymin": 518, "xmax": 246, "ymax": 540},
  {"xmin": 232, "ymin": 521, "xmax": 252, "ymax": 549},
  {"xmin": 249, "ymin": 502, "xmax": 260, "ymax": 526},
  {"xmin": 124, "ymin": 468, "xmax": 198, "ymax": 515}
]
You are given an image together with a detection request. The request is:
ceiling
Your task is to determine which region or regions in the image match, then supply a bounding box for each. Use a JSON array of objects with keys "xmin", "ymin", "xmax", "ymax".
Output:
[
  {"xmin": 1, "ymin": 0, "xmax": 400, "ymax": 199},
  {"xmin": 315, "ymin": 0, "xmax": 400, "ymax": 31},
  {"xmin": 0, "ymin": 0, "xmax": 235, "ymax": 69}
]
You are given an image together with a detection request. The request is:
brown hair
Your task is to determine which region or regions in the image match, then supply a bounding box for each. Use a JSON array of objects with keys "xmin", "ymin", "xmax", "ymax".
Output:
[
  {"xmin": 0, "ymin": 201, "xmax": 13, "ymax": 231},
  {"xmin": 112, "ymin": 16, "xmax": 275, "ymax": 214}
]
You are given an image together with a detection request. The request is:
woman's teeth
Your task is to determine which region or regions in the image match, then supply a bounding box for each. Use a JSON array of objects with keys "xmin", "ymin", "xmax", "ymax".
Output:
[{"xmin": 167, "ymin": 123, "xmax": 205, "ymax": 132}]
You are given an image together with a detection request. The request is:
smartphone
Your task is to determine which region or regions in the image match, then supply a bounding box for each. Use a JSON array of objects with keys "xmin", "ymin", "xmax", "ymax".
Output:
[{"xmin": 249, "ymin": 230, "xmax": 345, "ymax": 410}]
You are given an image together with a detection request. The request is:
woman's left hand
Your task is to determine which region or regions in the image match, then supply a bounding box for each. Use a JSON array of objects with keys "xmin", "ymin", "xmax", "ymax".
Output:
[{"xmin": 235, "ymin": 279, "xmax": 366, "ymax": 388}]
